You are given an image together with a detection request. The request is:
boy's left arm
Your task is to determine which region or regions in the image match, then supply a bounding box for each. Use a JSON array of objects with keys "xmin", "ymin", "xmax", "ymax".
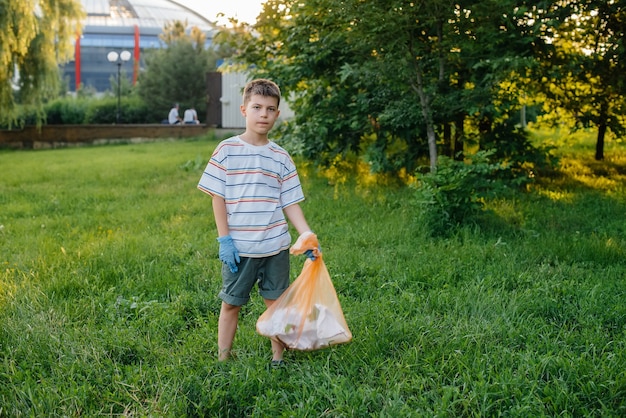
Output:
[
  {"xmin": 284, "ymin": 203, "xmax": 320, "ymax": 260},
  {"xmin": 283, "ymin": 203, "xmax": 311, "ymax": 235}
]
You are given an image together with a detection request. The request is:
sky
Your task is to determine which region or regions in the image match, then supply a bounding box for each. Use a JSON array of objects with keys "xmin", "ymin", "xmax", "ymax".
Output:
[{"xmin": 176, "ymin": 0, "xmax": 267, "ymax": 25}]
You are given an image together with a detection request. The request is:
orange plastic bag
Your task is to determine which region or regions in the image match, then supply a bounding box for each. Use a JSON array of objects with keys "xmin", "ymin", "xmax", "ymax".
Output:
[{"xmin": 256, "ymin": 232, "xmax": 352, "ymax": 350}]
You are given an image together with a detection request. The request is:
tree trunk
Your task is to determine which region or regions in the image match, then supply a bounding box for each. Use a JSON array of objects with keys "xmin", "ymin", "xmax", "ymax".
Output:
[
  {"xmin": 453, "ymin": 114, "xmax": 464, "ymax": 160},
  {"xmin": 478, "ymin": 116, "xmax": 492, "ymax": 150},
  {"xmin": 414, "ymin": 66, "xmax": 438, "ymax": 172},
  {"xmin": 595, "ymin": 101, "xmax": 608, "ymax": 160},
  {"xmin": 443, "ymin": 123, "xmax": 452, "ymax": 157},
  {"xmin": 595, "ymin": 122, "xmax": 606, "ymax": 161},
  {"xmin": 426, "ymin": 122, "xmax": 438, "ymax": 172}
]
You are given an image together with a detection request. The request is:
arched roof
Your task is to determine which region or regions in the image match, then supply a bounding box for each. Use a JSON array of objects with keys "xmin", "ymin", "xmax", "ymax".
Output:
[{"xmin": 81, "ymin": 0, "xmax": 215, "ymax": 31}]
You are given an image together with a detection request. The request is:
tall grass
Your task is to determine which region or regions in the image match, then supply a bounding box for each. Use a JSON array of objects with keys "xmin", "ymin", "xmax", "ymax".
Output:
[{"xmin": 0, "ymin": 133, "xmax": 625, "ymax": 416}]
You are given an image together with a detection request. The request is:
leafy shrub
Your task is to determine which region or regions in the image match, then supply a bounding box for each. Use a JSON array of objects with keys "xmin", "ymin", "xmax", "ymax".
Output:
[
  {"xmin": 83, "ymin": 95, "xmax": 160, "ymax": 124},
  {"xmin": 116, "ymin": 95, "xmax": 158, "ymax": 124},
  {"xmin": 44, "ymin": 97, "xmax": 90, "ymax": 124},
  {"xmin": 481, "ymin": 122, "xmax": 559, "ymax": 180},
  {"xmin": 3, "ymin": 95, "xmax": 161, "ymax": 127},
  {"xmin": 0, "ymin": 105, "xmax": 43, "ymax": 128},
  {"xmin": 412, "ymin": 150, "xmax": 515, "ymax": 236},
  {"xmin": 83, "ymin": 97, "xmax": 119, "ymax": 124}
]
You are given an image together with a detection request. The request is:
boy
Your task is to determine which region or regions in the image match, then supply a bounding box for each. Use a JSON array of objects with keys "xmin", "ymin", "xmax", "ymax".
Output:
[{"xmin": 198, "ymin": 79, "xmax": 316, "ymax": 365}]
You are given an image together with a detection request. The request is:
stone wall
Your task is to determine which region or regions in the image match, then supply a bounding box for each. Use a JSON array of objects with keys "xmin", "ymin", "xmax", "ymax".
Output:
[{"xmin": 0, "ymin": 124, "xmax": 213, "ymax": 149}]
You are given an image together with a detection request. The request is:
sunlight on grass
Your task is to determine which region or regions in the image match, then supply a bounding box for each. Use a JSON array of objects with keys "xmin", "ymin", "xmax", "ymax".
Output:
[
  {"xmin": 307, "ymin": 154, "xmax": 414, "ymax": 200},
  {"xmin": 529, "ymin": 125, "xmax": 626, "ymax": 196},
  {"xmin": 559, "ymin": 156, "xmax": 626, "ymax": 191},
  {"xmin": 575, "ymin": 174, "xmax": 621, "ymax": 190},
  {"xmin": 529, "ymin": 124, "xmax": 597, "ymax": 149},
  {"xmin": 537, "ymin": 189, "xmax": 575, "ymax": 202}
]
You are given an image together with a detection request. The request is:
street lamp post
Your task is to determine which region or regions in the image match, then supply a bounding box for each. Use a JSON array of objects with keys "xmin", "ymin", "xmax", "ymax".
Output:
[{"xmin": 106, "ymin": 50, "xmax": 132, "ymax": 124}]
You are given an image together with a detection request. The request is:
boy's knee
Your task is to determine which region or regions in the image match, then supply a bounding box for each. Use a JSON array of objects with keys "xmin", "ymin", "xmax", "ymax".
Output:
[
  {"xmin": 221, "ymin": 302, "xmax": 241, "ymax": 312},
  {"xmin": 219, "ymin": 290, "xmax": 249, "ymax": 306}
]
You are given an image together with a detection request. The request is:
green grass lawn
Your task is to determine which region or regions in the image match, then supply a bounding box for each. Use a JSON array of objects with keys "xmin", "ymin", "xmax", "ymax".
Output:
[{"xmin": 1, "ymin": 134, "xmax": 625, "ymax": 416}]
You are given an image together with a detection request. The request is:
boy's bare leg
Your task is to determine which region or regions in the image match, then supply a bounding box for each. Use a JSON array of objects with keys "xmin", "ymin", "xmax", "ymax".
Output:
[
  {"xmin": 218, "ymin": 302, "xmax": 241, "ymax": 361},
  {"xmin": 263, "ymin": 298, "xmax": 285, "ymax": 361}
]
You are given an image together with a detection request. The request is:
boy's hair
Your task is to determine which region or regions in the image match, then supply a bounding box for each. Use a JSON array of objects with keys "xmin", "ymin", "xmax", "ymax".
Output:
[{"xmin": 242, "ymin": 79, "xmax": 281, "ymax": 107}]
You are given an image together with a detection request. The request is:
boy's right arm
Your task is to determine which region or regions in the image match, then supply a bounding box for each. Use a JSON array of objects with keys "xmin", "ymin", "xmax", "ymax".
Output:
[
  {"xmin": 212, "ymin": 195, "xmax": 240, "ymax": 273},
  {"xmin": 212, "ymin": 195, "xmax": 229, "ymax": 237}
]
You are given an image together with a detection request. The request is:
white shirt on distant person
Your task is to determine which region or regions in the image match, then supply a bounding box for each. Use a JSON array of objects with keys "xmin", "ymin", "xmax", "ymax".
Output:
[
  {"xmin": 168, "ymin": 106, "xmax": 181, "ymax": 124},
  {"xmin": 183, "ymin": 108, "xmax": 199, "ymax": 124}
]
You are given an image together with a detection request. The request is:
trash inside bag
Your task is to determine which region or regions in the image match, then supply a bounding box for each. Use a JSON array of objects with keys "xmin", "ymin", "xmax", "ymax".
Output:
[{"xmin": 256, "ymin": 232, "xmax": 352, "ymax": 351}]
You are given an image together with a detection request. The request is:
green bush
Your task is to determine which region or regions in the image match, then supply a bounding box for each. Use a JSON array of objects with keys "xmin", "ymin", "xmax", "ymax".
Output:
[
  {"xmin": 481, "ymin": 122, "xmax": 559, "ymax": 180},
  {"xmin": 83, "ymin": 95, "xmax": 161, "ymax": 124},
  {"xmin": 44, "ymin": 97, "xmax": 89, "ymax": 124},
  {"xmin": 1, "ymin": 93, "xmax": 163, "ymax": 127},
  {"xmin": 1, "ymin": 105, "xmax": 43, "ymax": 128},
  {"xmin": 83, "ymin": 96, "xmax": 118, "ymax": 124},
  {"xmin": 121, "ymin": 95, "xmax": 163, "ymax": 124},
  {"xmin": 412, "ymin": 150, "xmax": 515, "ymax": 236}
]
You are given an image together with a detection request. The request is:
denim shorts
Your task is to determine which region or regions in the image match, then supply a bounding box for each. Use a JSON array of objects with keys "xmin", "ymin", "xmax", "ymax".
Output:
[{"xmin": 219, "ymin": 250, "xmax": 290, "ymax": 306}]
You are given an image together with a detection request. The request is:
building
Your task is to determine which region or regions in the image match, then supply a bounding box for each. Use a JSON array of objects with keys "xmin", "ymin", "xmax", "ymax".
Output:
[{"xmin": 63, "ymin": 0, "xmax": 215, "ymax": 92}]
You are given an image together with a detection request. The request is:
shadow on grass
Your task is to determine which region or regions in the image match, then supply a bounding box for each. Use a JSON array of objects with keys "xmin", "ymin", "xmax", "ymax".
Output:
[{"xmin": 473, "ymin": 153, "xmax": 626, "ymax": 267}]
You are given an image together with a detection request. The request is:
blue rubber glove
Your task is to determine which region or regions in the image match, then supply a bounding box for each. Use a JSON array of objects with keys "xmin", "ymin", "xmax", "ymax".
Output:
[
  {"xmin": 292, "ymin": 231, "xmax": 321, "ymax": 261},
  {"xmin": 304, "ymin": 239, "xmax": 322, "ymax": 261},
  {"xmin": 217, "ymin": 235, "xmax": 240, "ymax": 273}
]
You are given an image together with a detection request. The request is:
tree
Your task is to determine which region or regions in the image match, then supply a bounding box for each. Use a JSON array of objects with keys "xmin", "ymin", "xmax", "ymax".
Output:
[
  {"xmin": 535, "ymin": 0, "xmax": 626, "ymax": 160},
  {"xmin": 136, "ymin": 21, "xmax": 219, "ymax": 122},
  {"xmin": 0, "ymin": 0, "xmax": 84, "ymax": 127},
  {"xmin": 218, "ymin": 0, "xmax": 551, "ymax": 174}
]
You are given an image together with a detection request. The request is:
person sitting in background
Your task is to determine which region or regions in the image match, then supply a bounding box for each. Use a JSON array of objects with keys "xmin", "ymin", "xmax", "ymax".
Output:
[
  {"xmin": 183, "ymin": 107, "xmax": 200, "ymax": 124},
  {"xmin": 168, "ymin": 103, "xmax": 182, "ymax": 124}
]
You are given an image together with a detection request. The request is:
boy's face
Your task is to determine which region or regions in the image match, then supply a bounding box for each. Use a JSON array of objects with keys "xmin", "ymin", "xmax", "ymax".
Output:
[{"xmin": 241, "ymin": 94, "xmax": 280, "ymax": 136}]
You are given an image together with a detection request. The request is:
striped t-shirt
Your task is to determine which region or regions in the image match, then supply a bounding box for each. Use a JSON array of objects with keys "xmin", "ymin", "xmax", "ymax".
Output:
[{"xmin": 198, "ymin": 136, "xmax": 305, "ymax": 257}]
